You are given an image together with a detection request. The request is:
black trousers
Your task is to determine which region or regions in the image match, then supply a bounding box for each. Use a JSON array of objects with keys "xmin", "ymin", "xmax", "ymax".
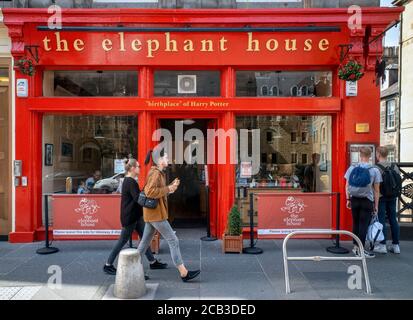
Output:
[
  {"xmin": 107, "ymin": 216, "xmax": 155, "ymax": 266},
  {"xmin": 350, "ymin": 197, "xmax": 374, "ymax": 247}
]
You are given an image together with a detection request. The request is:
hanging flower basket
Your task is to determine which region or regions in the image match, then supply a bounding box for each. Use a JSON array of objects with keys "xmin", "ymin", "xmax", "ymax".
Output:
[
  {"xmin": 16, "ymin": 57, "xmax": 36, "ymax": 76},
  {"xmin": 338, "ymin": 60, "xmax": 364, "ymax": 82}
]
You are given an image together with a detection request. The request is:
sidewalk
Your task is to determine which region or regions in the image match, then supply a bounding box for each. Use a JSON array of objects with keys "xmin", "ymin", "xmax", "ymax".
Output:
[{"xmin": 1, "ymin": 228, "xmax": 412, "ymax": 300}]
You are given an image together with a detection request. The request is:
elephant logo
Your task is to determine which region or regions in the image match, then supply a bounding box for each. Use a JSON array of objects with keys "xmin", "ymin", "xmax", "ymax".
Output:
[{"xmin": 75, "ymin": 198, "xmax": 100, "ymax": 215}]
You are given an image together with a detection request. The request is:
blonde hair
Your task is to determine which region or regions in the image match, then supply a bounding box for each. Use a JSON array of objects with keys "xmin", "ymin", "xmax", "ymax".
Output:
[
  {"xmin": 359, "ymin": 147, "xmax": 372, "ymax": 158},
  {"xmin": 124, "ymin": 158, "xmax": 138, "ymax": 172},
  {"xmin": 377, "ymin": 146, "xmax": 389, "ymax": 158}
]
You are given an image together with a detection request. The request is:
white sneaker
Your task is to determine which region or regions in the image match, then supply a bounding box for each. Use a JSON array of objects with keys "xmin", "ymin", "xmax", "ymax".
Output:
[
  {"xmin": 373, "ymin": 244, "xmax": 388, "ymax": 254},
  {"xmin": 389, "ymin": 244, "xmax": 401, "ymax": 254}
]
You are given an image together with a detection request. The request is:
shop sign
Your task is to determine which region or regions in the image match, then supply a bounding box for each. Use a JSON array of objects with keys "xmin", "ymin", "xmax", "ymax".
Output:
[
  {"xmin": 52, "ymin": 195, "xmax": 121, "ymax": 239},
  {"xmin": 257, "ymin": 193, "xmax": 332, "ymax": 239},
  {"xmin": 35, "ymin": 31, "xmax": 342, "ymax": 66}
]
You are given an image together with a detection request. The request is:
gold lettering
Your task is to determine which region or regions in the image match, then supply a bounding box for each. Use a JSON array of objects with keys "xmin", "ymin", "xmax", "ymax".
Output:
[
  {"xmin": 73, "ymin": 39, "xmax": 85, "ymax": 52},
  {"xmin": 304, "ymin": 39, "xmax": 313, "ymax": 51},
  {"xmin": 102, "ymin": 39, "xmax": 113, "ymax": 51},
  {"xmin": 319, "ymin": 39, "xmax": 329, "ymax": 51},
  {"xmin": 42, "ymin": 36, "xmax": 51, "ymax": 51},
  {"xmin": 201, "ymin": 39, "xmax": 213, "ymax": 52},
  {"xmin": 247, "ymin": 32, "xmax": 260, "ymax": 51},
  {"xmin": 285, "ymin": 39, "xmax": 297, "ymax": 51},
  {"xmin": 147, "ymin": 39, "xmax": 160, "ymax": 58},
  {"xmin": 265, "ymin": 39, "xmax": 279, "ymax": 51},
  {"xmin": 183, "ymin": 39, "xmax": 194, "ymax": 52},
  {"xmin": 165, "ymin": 32, "xmax": 178, "ymax": 52},
  {"xmin": 118, "ymin": 32, "xmax": 126, "ymax": 52},
  {"xmin": 219, "ymin": 37, "xmax": 228, "ymax": 51},
  {"xmin": 131, "ymin": 39, "xmax": 142, "ymax": 51},
  {"xmin": 55, "ymin": 32, "xmax": 68, "ymax": 52}
]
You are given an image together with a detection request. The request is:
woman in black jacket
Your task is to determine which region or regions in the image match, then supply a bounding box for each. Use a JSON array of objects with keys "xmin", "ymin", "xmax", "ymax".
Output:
[{"xmin": 103, "ymin": 158, "xmax": 167, "ymax": 275}]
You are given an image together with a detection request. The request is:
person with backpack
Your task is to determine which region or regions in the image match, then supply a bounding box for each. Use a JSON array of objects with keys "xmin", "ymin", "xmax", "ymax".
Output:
[
  {"xmin": 345, "ymin": 147, "xmax": 382, "ymax": 258},
  {"xmin": 373, "ymin": 146, "xmax": 401, "ymax": 254}
]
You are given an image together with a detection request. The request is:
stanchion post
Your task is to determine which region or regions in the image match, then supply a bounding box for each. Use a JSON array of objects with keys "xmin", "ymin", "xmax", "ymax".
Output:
[
  {"xmin": 326, "ymin": 192, "xmax": 349, "ymax": 254},
  {"xmin": 201, "ymin": 186, "xmax": 217, "ymax": 241},
  {"xmin": 243, "ymin": 192, "xmax": 263, "ymax": 254},
  {"xmin": 36, "ymin": 194, "xmax": 59, "ymax": 255}
]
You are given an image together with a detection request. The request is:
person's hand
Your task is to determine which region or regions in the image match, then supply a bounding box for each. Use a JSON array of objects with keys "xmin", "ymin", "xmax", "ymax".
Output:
[
  {"xmin": 168, "ymin": 184, "xmax": 178, "ymax": 194},
  {"xmin": 346, "ymin": 199, "xmax": 351, "ymax": 209},
  {"xmin": 374, "ymin": 206, "xmax": 379, "ymax": 215}
]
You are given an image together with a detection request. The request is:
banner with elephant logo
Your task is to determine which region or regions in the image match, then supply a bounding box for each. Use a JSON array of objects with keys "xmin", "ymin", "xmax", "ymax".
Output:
[
  {"xmin": 52, "ymin": 195, "xmax": 121, "ymax": 239},
  {"xmin": 257, "ymin": 193, "xmax": 332, "ymax": 239}
]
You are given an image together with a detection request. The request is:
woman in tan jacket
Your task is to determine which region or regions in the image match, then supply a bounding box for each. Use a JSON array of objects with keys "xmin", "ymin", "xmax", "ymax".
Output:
[{"xmin": 137, "ymin": 149, "xmax": 200, "ymax": 282}]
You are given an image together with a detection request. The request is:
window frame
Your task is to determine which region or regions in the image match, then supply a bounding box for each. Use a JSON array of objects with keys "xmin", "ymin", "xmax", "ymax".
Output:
[{"xmin": 385, "ymin": 99, "xmax": 396, "ymax": 131}]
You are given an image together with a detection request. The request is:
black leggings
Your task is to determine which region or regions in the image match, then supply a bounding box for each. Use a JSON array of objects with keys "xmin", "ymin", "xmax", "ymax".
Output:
[
  {"xmin": 107, "ymin": 217, "xmax": 155, "ymax": 265},
  {"xmin": 350, "ymin": 197, "xmax": 374, "ymax": 247}
]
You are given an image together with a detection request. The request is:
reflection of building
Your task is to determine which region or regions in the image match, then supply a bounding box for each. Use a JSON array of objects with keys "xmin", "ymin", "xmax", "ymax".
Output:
[
  {"xmin": 42, "ymin": 115, "xmax": 138, "ymax": 194},
  {"xmin": 380, "ymin": 46, "xmax": 399, "ymax": 162},
  {"xmin": 311, "ymin": 116, "xmax": 332, "ymax": 191},
  {"xmin": 255, "ymin": 72, "xmax": 331, "ymax": 97}
]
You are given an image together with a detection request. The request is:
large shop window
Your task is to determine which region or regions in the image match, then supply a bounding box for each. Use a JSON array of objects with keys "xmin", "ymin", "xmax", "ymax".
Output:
[
  {"xmin": 42, "ymin": 115, "xmax": 137, "ymax": 223},
  {"xmin": 43, "ymin": 71, "xmax": 138, "ymax": 96},
  {"xmin": 154, "ymin": 70, "xmax": 220, "ymax": 97},
  {"xmin": 236, "ymin": 71, "xmax": 332, "ymax": 97},
  {"xmin": 235, "ymin": 115, "xmax": 332, "ymax": 226}
]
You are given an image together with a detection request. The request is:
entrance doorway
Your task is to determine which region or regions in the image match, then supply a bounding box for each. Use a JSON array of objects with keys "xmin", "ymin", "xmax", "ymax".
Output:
[{"xmin": 158, "ymin": 119, "xmax": 215, "ymax": 229}]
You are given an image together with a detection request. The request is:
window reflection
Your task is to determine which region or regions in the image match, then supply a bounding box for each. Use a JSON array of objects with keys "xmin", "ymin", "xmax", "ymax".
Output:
[
  {"xmin": 236, "ymin": 71, "xmax": 332, "ymax": 97},
  {"xmin": 235, "ymin": 115, "xmax": 332, "ymax": 226},
  {"xmin": 43, "ymin": 71, "xmax": 138, "ymax": 96}
]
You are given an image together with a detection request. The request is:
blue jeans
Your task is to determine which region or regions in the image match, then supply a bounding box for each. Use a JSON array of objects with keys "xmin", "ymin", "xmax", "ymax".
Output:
[
  {"xmin": 138, "ymin": 220, "xmax": 184, "ymax": 267},
  {"xmin": 378, "ymin": 197, "xmax": 400, "ymax": 245}
]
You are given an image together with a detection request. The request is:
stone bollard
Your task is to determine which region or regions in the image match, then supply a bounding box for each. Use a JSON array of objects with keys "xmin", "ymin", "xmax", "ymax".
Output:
[{"xmin": 114, "ymin": 249, "xmax": 146, "ymax": 299}]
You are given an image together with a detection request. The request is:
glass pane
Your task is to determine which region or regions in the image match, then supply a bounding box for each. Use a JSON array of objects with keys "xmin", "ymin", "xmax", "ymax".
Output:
[
  {"xmin": 43, "ymin": 71, "xmax": 138, "ymax": 96},
  {"xmin": 42, "ymin": 115, "xmax": 138, "ymax": 225},
  {"xmin": 154, "ymin": 70, "xmax": 220, "ymax": 97},
  {"xmin": 235, "ymin": 115, "xmax": 332, "ymax": 226},
  {"xmin": 236, "ymin": 71, "xmax": 332, "ymax": 97}
]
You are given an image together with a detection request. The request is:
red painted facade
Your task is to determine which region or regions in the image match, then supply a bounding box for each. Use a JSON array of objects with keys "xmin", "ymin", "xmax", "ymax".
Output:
[{"xmin": 3, "ymin": 8, "xmax": 402, "ymax": 242}]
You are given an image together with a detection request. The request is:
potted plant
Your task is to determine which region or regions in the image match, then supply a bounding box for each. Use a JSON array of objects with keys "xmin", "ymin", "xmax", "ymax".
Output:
[
  {"xmin": 338, "ymin": 60, "xmax": 364, "ymax": 97},
  {"xmin": 222, "ymin": 205, "xmax": 243, "ymax": 254}
]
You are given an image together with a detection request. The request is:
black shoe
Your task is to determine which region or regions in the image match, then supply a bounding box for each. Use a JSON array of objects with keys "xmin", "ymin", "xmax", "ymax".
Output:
[
  {"xmin": 181, "ymin": 270, "xmax": 201, "ymax": 282},
  {"xmin": 103, "ymin": 264, "xmax": 116, "ymax": 275},
  {"xmin": 150, "ymin": 259, "xmax": 168, "ymax": 270},
  {"xmin": 145, "ymin": 275, "xmax": 149, "ymax": 281}
]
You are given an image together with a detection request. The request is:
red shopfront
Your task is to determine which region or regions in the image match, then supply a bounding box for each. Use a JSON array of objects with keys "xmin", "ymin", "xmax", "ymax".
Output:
[{"xmin": 3, "ymin": 8, "xmax": 401, "ymax": 242}]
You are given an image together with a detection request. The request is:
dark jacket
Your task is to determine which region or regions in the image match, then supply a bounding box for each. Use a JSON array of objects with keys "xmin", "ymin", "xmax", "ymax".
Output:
[{"xmin": 120, "ymin": 177, "xmax": 143, "ymax": 227}]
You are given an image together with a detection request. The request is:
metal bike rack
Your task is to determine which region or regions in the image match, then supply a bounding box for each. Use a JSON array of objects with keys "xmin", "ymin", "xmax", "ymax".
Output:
[{"xmin": 282, "ymin": 229, "xmax": 372, "ymax": 294}]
